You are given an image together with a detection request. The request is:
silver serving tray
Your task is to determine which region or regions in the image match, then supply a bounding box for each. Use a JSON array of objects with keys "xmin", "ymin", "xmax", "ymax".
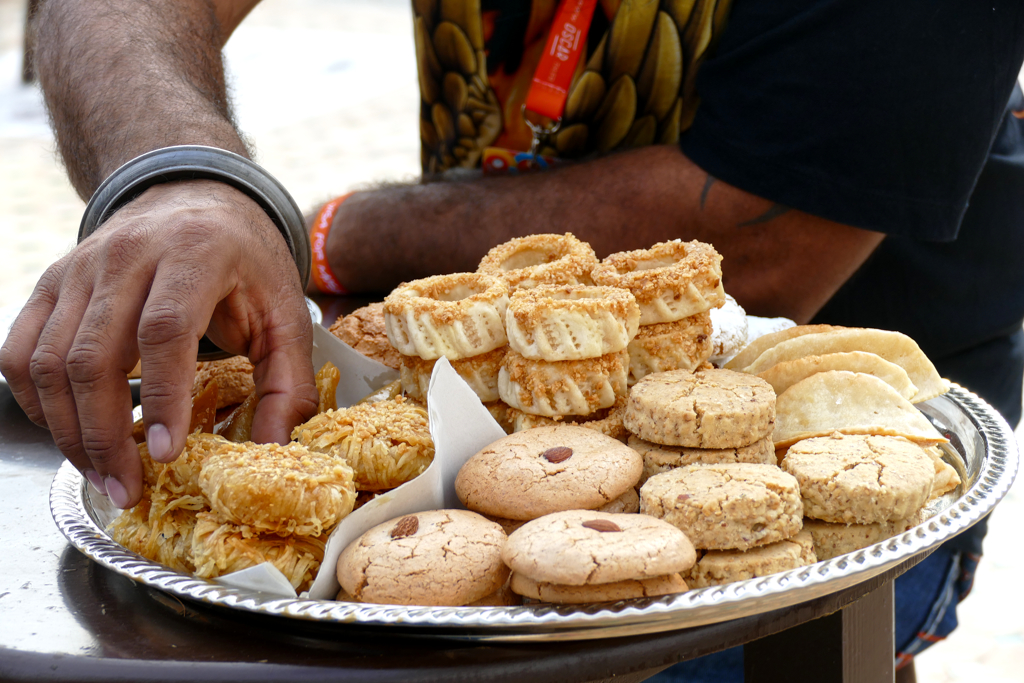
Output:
[{"xmin": 50, "ymin": 383, "xmax": 1017, "ymax": 641}]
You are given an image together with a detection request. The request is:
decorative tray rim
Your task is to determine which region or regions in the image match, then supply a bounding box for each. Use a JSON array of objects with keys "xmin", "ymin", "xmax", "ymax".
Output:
[{"xmin": 49, "ymin": 383, "xmax": 1018, "ymax": 642}]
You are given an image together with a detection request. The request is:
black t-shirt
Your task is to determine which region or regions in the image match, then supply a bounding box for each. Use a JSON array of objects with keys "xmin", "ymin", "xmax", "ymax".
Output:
[{"xmin": 681, "ymin": 0, "xmax": 1024, "ymax": 425}]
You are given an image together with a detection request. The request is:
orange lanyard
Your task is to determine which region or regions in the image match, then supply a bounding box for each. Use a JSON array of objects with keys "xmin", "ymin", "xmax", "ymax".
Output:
[{"xmin": 522, "ymin": 0, "xmax": 599, "ymax": 152}]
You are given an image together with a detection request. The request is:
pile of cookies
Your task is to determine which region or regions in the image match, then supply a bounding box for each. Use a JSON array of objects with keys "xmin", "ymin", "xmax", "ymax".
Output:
[
  {"xmin": 726, "ymin": 325, "xmax": 959, "ymax": 562},
  {"xmin": 108, "ymin": 432, "xmax": 355, "ymax": 592},
  {"xmin": 374, "ymin": 234, "xmax": 728, "ymax": 439},
  {"xmin": 110, "ymin": 231, "xmax": 966, "ymax": 608},
  {"xmin": 499, "ymin": 283, "xmax": 637, "ymax": 431},
  {"xmin": 620, "ymin": 368, "xmax": 817, "ymax": 587},
  {"xmin": 337, "ymin": 426, "xmax": 699, "ymax": 605},
  {"xmin": 624, "ymin": 368, "xmax": 779, "ymax": 485},
  {"xmin": 784, "ymin": 433, "xmax": 937, "ymax": 561}
]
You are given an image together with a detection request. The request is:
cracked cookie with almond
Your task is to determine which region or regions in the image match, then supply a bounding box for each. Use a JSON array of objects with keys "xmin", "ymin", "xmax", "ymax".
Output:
[
  {"xmin": 623, "ymin": 368, "xmax": 776, "ymax": 449},
  {"xmin": 502, "ymin": 510, "xmax": 696, "ymax": 592},
  {"xmin": 781, "ymin": 433, "xmax": 936, "ymax": 524},
  {"xmin": 455, "ymin": 426, "xmax": 642, "ymax": 521},
  {"xmin": 336, "ymin": 509, "xmax": 508, "ymax": 606},
  {"xmin": 640, "ymin": 463, "xmax": 803, "ymax": 550}
]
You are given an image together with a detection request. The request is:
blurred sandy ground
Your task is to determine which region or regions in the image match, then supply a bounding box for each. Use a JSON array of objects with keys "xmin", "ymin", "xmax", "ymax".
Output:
[{"xmin": 0, "ymin": 0, "xmax": 1021, "ymax": 680}]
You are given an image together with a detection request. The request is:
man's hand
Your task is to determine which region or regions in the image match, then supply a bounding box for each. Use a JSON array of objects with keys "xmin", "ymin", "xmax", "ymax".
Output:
[{"xmin": 0, "ymin": 180, "xmax": 319, "ymax": 509}]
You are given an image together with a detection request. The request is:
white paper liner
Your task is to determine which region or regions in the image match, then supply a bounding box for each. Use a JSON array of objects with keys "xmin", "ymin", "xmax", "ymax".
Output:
[
  {"xmin": 216, "ymin": 563, "xmax": 297, "ymax": 595},
  {"xmin": 217, "ymin": 324, "xmax": 506, "ymax": 600},
  {"xmin": 311, "ymin": 323, "xmax": 399, "ymax": 406}
]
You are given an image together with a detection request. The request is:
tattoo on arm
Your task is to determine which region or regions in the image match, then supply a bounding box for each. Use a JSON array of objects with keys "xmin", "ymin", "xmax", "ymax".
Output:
[
  {"xmin": 737, "ymin": 203, "xmax": 790, "ymax": 227},
  {"xmin": 699, "ymin": 174, "xmax": 716, "ymax": 210}
]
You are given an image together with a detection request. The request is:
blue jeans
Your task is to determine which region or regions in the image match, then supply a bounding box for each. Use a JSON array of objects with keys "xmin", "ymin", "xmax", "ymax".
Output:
[{"xmin": 648, "ymin": 542, "xmax": 976, "ymax": 681}]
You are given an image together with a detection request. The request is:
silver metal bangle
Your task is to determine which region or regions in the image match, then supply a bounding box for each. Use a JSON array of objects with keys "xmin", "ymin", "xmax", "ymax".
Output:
[{"xmin": 79, "ymin": 145, "xmax": 311, "ymax": 360}]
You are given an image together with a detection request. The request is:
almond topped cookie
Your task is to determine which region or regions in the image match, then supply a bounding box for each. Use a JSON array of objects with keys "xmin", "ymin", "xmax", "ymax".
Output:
[
  {"xmin": 502, "ymin": 510, "xmax": 696, "ymax": 588},
  {"xmin": 455, "ymin": 426, "xmax": 642, "ymax": 520},
  {"xmin": 337, "ymin": 509, "xmax": 508, "ymax": 606}
]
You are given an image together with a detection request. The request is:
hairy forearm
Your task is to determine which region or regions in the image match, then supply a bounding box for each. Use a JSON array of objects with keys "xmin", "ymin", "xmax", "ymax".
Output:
[
  {"xmin": 328, "ymin": 145, "xmax": 884, "ymax": 322},
  {"xmin": 34, "ymin": 0, "xmax": 248, "ymax": 199}
]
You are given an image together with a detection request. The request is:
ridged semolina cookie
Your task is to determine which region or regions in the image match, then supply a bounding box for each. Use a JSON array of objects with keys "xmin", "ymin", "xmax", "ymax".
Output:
[
  {"xmin": 383, "ymin": 272, "xmax": 508, "ymax": 360},
  {"xmin": 505, "ymin": 284, "xmax": 640, "ymax": 361}
]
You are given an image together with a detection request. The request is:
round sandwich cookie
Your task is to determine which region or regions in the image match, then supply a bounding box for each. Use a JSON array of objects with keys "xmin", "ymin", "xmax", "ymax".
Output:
[
  {"xmin": 623, "ymin": 368, "xmax": 776, "ymax": 449},
  {"xmin": 629, "ymin": 434, "xmax": 777, "ymax": 487},
  {"xmin": 501, "ymin": 510, "xmax": 696, "ymax": 586},
  {"xmin": 781, "ymin": 433, "xmax": 937, "ymax": 524},
  {"xmin": 455, "ymin": 426, "xmax": 643, "ymax": 520},
  {"xmin": 640, "ymin": 463, "xmax": 803, "ymax": 550},
  {"xmin": 336, "ymin": 509, "xmax": 508, "ymax": 606},
  {"xmin": 510, "ymin": 572, "xmax": 688, "ymax": 604},
  {"xmin": 685, "ymin": 530, "xmax": 817, "ymax": 589}
]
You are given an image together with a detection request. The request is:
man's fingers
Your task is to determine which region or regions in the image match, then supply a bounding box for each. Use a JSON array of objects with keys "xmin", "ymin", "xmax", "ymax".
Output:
[
  {"xmin": 29, "ymin": 287, "xmax": 95, "ymax": 475},
  {"xmin": 136, "ymin": 260, "xmax": 221, "ymax": 465},
  {"xmin": 68, "ymin": 286, "xmax": 147, "ymax": 508},
  {"xmin": 249, "ymin": 313, "xmax": 318, "ymax": 445},
  {"xmin": 0, "ymin": 293, "xmax": 55, "ymax": 429}
]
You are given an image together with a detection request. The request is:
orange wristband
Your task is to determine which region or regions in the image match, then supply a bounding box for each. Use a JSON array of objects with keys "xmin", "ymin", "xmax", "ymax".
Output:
[{"xmin": 310, "ymin": 193, "xmax": 352, "ymax": 295}]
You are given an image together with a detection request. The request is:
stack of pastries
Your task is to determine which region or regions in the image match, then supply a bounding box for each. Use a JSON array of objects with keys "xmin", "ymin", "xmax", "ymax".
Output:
[
  {"xmin": 110, "ymin": 361, "xmax": 435, "ymax": 591},
  {"xmin": 591, "ymin": 240, "xmax": 726, "ymax": 386},
  {"xmin": 107, "ymin": 231, "xmax": 964, "ymax": 606}
]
